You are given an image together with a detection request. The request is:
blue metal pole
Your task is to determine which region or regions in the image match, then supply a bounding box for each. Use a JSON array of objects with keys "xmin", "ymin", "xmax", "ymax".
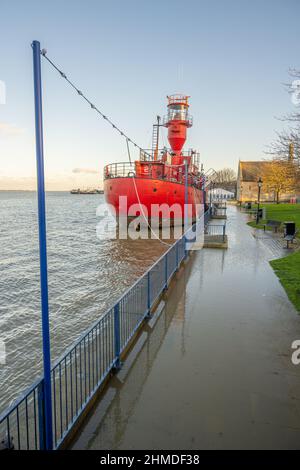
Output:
[
  {"xmin": 184, "ymin": 159, "xmax": 188, "ymax": 257},
  {"xmin": 32, "ymin": 40, "xmax": 53, "ymax": 450}
]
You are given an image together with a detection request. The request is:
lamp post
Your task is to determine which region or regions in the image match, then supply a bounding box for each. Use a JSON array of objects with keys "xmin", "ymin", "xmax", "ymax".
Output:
[{"xmin": 256, "ymin": 177, "xmax": 263, "ymax": 225}]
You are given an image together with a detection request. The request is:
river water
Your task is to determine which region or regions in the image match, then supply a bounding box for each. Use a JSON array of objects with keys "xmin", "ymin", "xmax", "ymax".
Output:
[{"xmin": 0, "ymin": 191, "xmax": 168, "ymax": 412}]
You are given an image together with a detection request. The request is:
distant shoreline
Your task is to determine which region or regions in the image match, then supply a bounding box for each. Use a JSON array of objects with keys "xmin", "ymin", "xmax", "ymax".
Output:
[{"xmin": 0, "ymin": 190, "xmax": 68, "ymax": 193}]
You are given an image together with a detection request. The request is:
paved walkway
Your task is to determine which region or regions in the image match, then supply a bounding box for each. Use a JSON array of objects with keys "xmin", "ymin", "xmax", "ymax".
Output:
[
  {"xmin": 72, "ymin": 206, "xmax": 300, "ymax": 450},
  {"xmin": 252, "ymin": 228, "xmax": 298, "ymax": 257}
]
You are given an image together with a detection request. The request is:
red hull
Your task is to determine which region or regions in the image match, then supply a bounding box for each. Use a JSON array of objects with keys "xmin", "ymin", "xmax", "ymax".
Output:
[{"xmin": 104, "ymin": 177, "xmax": 204, "ymax": 221}]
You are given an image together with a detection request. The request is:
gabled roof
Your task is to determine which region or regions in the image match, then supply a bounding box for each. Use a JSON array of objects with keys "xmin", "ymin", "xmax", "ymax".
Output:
[{"xmin": 239, "ymin": 161, "xmax": 271, "ymax": 182}]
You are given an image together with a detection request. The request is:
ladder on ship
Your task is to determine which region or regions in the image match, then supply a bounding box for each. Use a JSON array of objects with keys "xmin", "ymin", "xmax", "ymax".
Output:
[{"xmin": 152, "ymin": 115, "xmax": 161, "ymax": 160}]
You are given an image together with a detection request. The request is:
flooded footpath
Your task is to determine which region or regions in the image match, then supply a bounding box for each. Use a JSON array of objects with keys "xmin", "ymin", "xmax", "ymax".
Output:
[{"xmin": 72, "ymin": 205, "xmax": 300, "ymax": 450}]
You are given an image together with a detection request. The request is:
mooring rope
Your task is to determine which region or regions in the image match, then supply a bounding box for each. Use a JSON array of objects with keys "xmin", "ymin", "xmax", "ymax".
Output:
[
  {"xmin": 131, "ymin": 176, "xmax": 172, "ymax": 247},
  {"xmin": 40, "ymin": 49, "xmax": 151, "ymax": 160},
  {"xmin": 124, "ymin": 138, "xmax": 171, "ymax": 246}
]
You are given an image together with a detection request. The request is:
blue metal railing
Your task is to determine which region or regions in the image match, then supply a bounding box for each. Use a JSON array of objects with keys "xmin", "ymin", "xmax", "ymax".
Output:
[
  {"xmin": 0, "ymin": 211, "xmax": 209, "ymax": 450},
  {"xmin": 204, "ymin": 208, "xmax": 211, "ymax": 226},
  {"xmin": 205, "ymin": 223, "xmax": 226, "ymax": 242},
  {"xmin": 211, "ymin": 202, "xmax": 227, "ymax": 218}
]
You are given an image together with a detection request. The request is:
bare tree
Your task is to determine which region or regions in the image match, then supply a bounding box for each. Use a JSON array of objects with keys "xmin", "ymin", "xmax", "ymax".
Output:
[
  {"xmin": 266, "ymin": 127, "xmax": 300, "ymax": 164},
  {"xmin": 265, "ymin": 69, "xmax": 300, "ymax": 166},
  {"xmin": 214, "ymin": 168, "xmax": 237, "ymax": 193},
  {"xmin": 214, "ymin": 168, "xmax": 237, "ymax": 183},
  {"xmin": 283, "ymin": 68, "xmax": 300, "ymax": 123}
]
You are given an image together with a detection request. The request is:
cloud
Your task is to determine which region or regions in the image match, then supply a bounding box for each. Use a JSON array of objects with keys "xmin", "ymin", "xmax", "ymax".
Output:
[
  {"xmin": 0, "ymin": 122, "xmax": 24, "ymax": 137},
  {"xmin": 72, "ymin": 167, "xmax": 98, "ymax": 174}
]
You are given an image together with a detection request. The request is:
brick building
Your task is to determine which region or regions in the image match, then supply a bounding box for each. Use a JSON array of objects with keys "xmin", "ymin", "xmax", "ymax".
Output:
[{"xmin": 236, "ymin": 160, "xmax": 297, "ymax": 203}]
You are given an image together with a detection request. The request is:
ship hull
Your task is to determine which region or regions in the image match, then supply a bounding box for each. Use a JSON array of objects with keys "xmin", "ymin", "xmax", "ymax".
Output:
[{"xmin": 104, "ymin": 177, "xmax": 204, "ymax": 223}]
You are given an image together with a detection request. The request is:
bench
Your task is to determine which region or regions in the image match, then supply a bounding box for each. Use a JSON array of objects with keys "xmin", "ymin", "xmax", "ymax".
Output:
[
  {"xmin": 284, "ymin": 230, "xmax": 298, "ymax": 248},
  {"xmin": 263, "ymin": 220, "xmax": 281, "ymax": 233}
]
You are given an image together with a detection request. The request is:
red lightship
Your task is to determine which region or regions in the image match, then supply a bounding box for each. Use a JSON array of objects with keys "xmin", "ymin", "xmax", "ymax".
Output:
[{"xmin": 104, "ymin": 95, "xmax": 205, "ymax": 224}]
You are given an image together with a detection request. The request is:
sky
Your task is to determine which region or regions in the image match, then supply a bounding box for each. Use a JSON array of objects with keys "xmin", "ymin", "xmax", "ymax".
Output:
[{"xmin": 0, "ymin": 0, "xmax": 299, "ymax": 190}]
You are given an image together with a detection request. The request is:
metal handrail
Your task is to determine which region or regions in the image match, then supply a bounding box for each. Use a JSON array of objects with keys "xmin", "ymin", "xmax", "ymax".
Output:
[
  {"xmin": 205, "ymin": 223, "xmax": 226, "ymax": 242},
  {"xmin": 104, "ymin": 162, "xmax": 203, "ymax": 189},
  {"xmin": 0, "ymin": 210, "xmax": 210, "ymax": 450},
  {"xmin": 162, "ymin": 114, "xmax": 193, "ymax": 127}
]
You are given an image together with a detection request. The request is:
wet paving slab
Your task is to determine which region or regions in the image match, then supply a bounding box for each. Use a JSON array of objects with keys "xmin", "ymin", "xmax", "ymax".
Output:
[
  {"xmin": 72, "ymin": 206, "xmax": 300, "ymax": 450},
  {"xmin": 251, "ymin": 227, "xmax": 297, "ymax": 258}
]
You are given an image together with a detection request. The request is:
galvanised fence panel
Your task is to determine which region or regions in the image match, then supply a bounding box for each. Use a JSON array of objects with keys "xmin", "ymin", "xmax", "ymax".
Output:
[
  {"xmin": 51, "ymin": 307, "xmax": 116, "ymax": 448},
  {"xmin": 205, "ymin": 223, "xmax": 226, "ymax": 241},
  {"xmin": 149, "ymin": 257, "xmax": 165, "ymax": 307},
  {"xmin": 0, "ymin": 211, "xmax": 210, "ymax": 450},
  {"xmin": 167, "ymin": 243, "xmax": 178, "ymax": 282},
  {"xmin": 0, "ymin": 379, "xmax": 42, "ymax": 450},
  {"xmin": 119, "ymin": 273, "xmax": 148, "ymax": 353},
  {"xmin": 177, "ymin": 237, "xmax": 185, "ymax": 262}
]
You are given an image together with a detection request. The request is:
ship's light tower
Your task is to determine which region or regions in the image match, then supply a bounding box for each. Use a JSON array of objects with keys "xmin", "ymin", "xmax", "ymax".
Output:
[{"xmin": 163, "ymin": 94, "xmax": 193, "ymax": 165}]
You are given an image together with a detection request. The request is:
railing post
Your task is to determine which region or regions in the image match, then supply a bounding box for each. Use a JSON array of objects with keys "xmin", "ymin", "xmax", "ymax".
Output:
[
  {"xmin": 147, "ymin": 271, "xmax": 151, "ymax": 317},
  {"xmin": 175, "ymin": 241, "xmax": 179, "ymax": 270},
  {"xmin": 32, "ymin": 40, "xmax": 53, "ymax": 451},
  {"xmin": 37, "ymin": 380, "xmax": 46, "ymax": 450},
  {"xmin": 114, "ymin": 303, "xmax": 121, "ymax": 369},
  {"xmin": 184, "ymin": 158, "xmax": 188, "ymax": 259},
  {"xmin": 164, "ymin": 253, "xmax": 168, "ymax": 290}
]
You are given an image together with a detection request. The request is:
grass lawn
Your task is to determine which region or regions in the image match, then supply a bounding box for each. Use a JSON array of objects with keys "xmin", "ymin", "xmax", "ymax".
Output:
[
  {"xmin": 270, "ymin": 251, "xmax": 300, "ymax": 313},
  {"xmin": 259, "ymin": 203, "xmax": 300, "ymax": 226},
  {"xmin": 247, "ymin": 220, "xmax": 270, "ymax": 230},
  {"xmin": 243, "ymin": 203, "xmax": 300, "ymax": 312},
  {"xmin": 246, "ymin": 203, "xmax": 300, "ymax": 237}
]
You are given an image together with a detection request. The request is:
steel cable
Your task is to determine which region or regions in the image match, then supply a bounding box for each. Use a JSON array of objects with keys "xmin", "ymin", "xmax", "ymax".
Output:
[{"xmin": 40, "ymin": 49, "xmax": 151, "ymax": 160}]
